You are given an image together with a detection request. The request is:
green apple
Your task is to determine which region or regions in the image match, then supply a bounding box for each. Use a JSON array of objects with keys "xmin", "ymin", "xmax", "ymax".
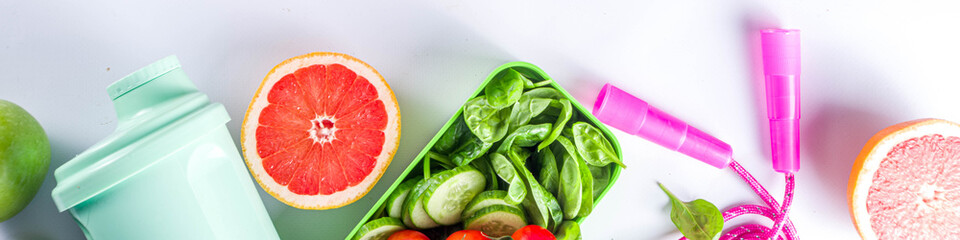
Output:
[{"xmin": 0, "ymin": 99, "xmax": 51, "ymax": 222}]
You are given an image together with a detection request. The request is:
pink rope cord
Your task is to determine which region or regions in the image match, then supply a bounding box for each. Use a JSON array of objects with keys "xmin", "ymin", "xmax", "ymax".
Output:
[{"xmin": 678, "ymin": 160, "xmax": 797, "ymax": 240}]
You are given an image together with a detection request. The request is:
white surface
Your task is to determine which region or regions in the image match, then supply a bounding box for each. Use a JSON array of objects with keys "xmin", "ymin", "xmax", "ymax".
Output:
[{"xmin": 3, "ymin": 1, "xmax": 960, "ymax": 239}]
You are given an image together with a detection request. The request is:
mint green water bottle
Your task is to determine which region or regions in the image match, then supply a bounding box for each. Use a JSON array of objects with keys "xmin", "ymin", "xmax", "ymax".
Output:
[{"xmin": 51, "ymin": 56, "xmax": 280, "ymax": 240}]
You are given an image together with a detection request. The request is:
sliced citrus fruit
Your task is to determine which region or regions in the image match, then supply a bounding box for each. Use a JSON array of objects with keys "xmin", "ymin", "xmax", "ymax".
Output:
[
  {"xmin": 848, "ymin": 118, "xmax": 960, "ymax": 239},
  {"xmin": 241, "ymin": 52, "xmax": 400, "ymax": 209}
]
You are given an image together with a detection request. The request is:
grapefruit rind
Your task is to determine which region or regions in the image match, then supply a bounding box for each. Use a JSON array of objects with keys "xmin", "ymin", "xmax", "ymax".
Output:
[
  {"xmin": 241, "ymin": 52, "xmax": 401, "ymax": 210},
  {"xmin": 848, "ymin": 118, "xmax": 960, "ymax": 240}
]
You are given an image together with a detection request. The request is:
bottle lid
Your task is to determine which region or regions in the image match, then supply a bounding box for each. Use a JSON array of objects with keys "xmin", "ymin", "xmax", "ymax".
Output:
[{"xmin": 51, "ymin": 56, "xmax": 229, "ymax": 211}]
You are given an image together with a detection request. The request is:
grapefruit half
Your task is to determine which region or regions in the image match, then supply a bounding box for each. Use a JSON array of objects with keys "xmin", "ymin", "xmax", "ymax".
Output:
[
  {"xmin": 848, "ymin": 118, "xmax": 960, "ymax": 239},
  {"xmin": 242, "ymin": 52, "xmax": 400, "ymax": 209}
]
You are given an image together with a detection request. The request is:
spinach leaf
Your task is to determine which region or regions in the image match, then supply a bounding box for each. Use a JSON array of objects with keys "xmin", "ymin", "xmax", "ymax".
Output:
[
  {"xmin": 558, "ymin": 151, "xmax": 583, "ymax": 220},
  {"xmin": 507, "ymin": 95, "xmax": 553, "ymax": 132},
  {"xmin": 511, "ymin": 144, "xmax": 531, "ymax": 164},
  {"xmin": 496, "ymin": 123, "xmax": 553, "ymax": 154},
  {"xmin": 523, "ymin": 78, "xmax": 554, "ymax": 89},
  {"xmin": 575, "ymin": 150, "xmax": 594, "ymax": 218},
  {"xmin": 426, "ymin": 151, "xmax": 454, "ymax": 169},
  {"xmin": 423, "ymin": 151, "xmax": 431, "ymax": 179},
  {"xmin": 491, "ymin": 153, "xmax": 526, "ymax": 205},
  {"xmin": 658, "ymin": 183, "xmax": 724, "ymax": 240},
  {"xmin": 470, "ymin": 156, "xmax": 498, "ymax": 190},
  {"xmin": 553, "ymin": 134, "xmax": 598, "ymax": 219},
  {"xmin": 555, "ymin": 221, "xmax": 581, "ymax": 240},
  {"xmin": 449, "ymin": 134, "xmax": 493, "ymax": 166},
  {"xmin": 507, "ymin": 177, "xmax": 527, "ymax": 206},
  {"xmin": 538, "ymin": 99, "xmax": 572, "ymax": 150},
  {"xmin": 588, "ymin": 165, "xmax": 610, "ymax": 200},
  {"xmin": 464, "ymin": 96, "xmax": 511, "ymax": 143},
  {"xmin": 529, "ymin": 113, "xmax": 556, "ymax": 125},
  {"xmin": 523, "ymin": 87, "xmax": 563, "ymax": 99},
  {"xmin": 553, "ymin": 135, "xmax": 579, "ymax": 163},
  {"xmin": 509, "ymin": 150, "xmax": 562, "ymax": 230},
  {"xmin": 537, "ymin": 148, "xmax": 560, "ymax": 197},
  {"xmin": 543, "ymin": 181, "xmax": 564, "ymax": 231},
  {"xmin": 513, "ymin": 123, "xmax": 553, "ymax": 147},
  {"xmin": 463, "ymin": 96, "xmax": 510, "ymax": 143},
  {"xmin": 572, "ymin": 122, "xmax": 625, "ymax": 168},
  {"xmin": 432, "ymin": 117, "xmax": 468, "ymax": 154},
  {"xmin": 484, "ymin": 68, "xmax": 525, "ymax": 109}
]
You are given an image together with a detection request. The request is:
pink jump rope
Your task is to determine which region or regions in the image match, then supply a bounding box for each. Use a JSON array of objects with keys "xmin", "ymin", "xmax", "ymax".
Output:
[{"xmin": 593, "ymin": 29, "xmax": 799, "ymax": 240}]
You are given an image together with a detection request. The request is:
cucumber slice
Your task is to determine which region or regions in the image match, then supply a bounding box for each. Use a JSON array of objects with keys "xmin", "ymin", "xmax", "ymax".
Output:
[
  {"xmin": 462, "ymin": 190, "xmax": 520, "ymax": 219},
  {"xmin": 464, "ymin": 205, "xmax": 528, "ymax": 237},
  {"xmin": 422, "ymin": 165, "xmax": 487, "ymax": 225},
  {"xmin": 352, "ymin": 217, "xmax": 406, "ymax": 240},
  {"xmin": 386, "ymin": 178, "xmax": 420, "ymax": 219},
  {"xmin": 401, "ymin": 178, "xmax": 439, "ymax": 229}
]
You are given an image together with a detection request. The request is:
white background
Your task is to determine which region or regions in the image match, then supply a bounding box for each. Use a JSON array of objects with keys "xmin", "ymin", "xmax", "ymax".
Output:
[{"xmin": 3, "ymin": 0, "xmax": 960, "ymax": 239}]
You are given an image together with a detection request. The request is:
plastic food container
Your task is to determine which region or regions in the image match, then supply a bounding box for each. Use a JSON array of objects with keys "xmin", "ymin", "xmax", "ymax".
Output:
[
  {"xmin": 345, "ymin": 62, "xmax": 622, "ymax": 238},
  {"xmin": 50, "ymin": 56, "xmax": 280, "ymax": 240}
]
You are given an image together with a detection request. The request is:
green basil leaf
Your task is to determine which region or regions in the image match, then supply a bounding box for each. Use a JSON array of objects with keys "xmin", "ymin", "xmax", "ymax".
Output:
[{"xmin": 658, "ymin": 183, "xmax": 724, "ymax": 240}]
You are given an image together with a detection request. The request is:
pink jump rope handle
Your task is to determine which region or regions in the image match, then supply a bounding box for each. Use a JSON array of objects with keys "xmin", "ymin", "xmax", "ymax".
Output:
[
  {"xmin": 592, "ymin": 29, "xmax": 800, "ymax": 239},
  {"xmin": 761, "ymin": 29, "xmax": 801, "ymax": 173},
  {"xmin": 593, "ymin": 84, "xmax": 733, "ymax": 169}
]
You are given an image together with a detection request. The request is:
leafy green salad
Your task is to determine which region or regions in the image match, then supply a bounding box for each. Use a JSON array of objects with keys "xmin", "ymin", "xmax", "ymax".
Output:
[{"xmin": 353, "ymin": 67, "xmax": 623, "ymax": 240}]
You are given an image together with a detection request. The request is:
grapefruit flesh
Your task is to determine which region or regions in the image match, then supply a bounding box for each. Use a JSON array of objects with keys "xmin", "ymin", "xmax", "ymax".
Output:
[
  {"xmin": 242, "ymin": 52, "xmax": 400, "ymax": 209},
  {"xmin": 849, "ymin": 119, "xmax": 960, "ymax": 239}
]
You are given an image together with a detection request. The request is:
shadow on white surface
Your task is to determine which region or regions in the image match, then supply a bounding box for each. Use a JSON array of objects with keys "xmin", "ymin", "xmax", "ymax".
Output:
[
  {"xmin": 800, "ymin": 45, "xmax": 911, "ymax": 234},
  {"xmin": 740, "ymin": 9, "xmax": 781, "ymax": 162}
]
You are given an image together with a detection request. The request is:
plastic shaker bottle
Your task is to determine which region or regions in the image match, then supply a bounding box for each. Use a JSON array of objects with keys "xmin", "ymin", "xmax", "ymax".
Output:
[{"xmin": 51, "ymin": 56, "xmax": 280, "ymax": 240}]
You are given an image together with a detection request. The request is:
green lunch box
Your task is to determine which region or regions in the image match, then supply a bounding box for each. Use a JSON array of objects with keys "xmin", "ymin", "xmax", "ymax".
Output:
[{"xmin": 345, "ymin": 61, "xmax": 623, "ymax": 239}]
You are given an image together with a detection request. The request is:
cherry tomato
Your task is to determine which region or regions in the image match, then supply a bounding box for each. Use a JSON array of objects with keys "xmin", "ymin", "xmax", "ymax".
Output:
[
  {"xmin": 511, "ymin": 225, "xmax": 556, "ymax": 240},
  {"xmin": 388, "ymin": 230, "xmax": 430, "ymax": 240},
  {"xmin": 446, "ymin": 230, "xmax": 489, "ymax": 240}
]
